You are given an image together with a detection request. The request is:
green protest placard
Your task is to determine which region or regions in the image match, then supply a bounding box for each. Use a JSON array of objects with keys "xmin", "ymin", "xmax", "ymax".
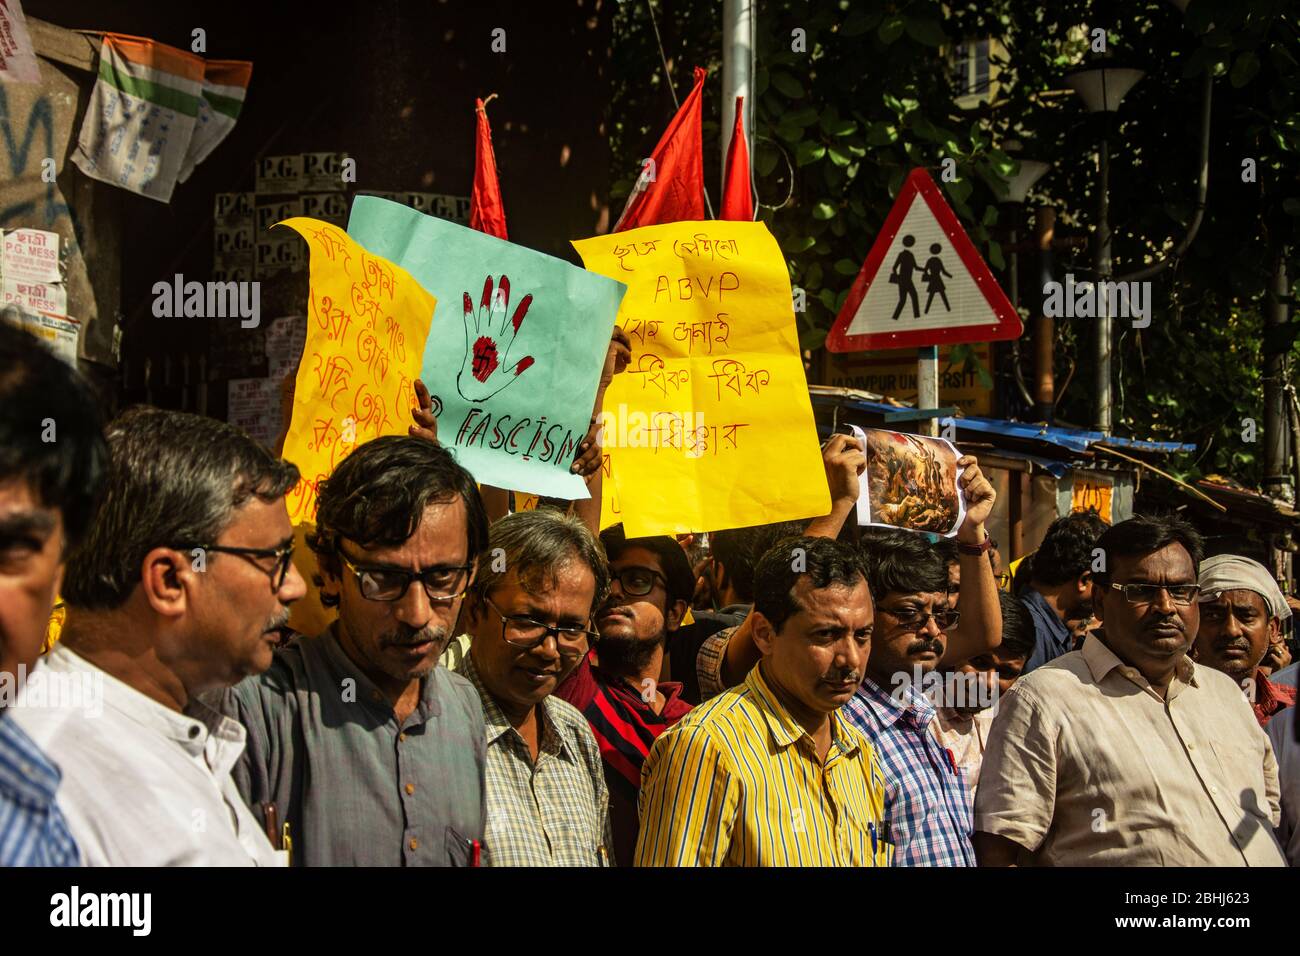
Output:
[{"xmin": 348, "ymin": 196, "xmax": 626, "ymax": 497}]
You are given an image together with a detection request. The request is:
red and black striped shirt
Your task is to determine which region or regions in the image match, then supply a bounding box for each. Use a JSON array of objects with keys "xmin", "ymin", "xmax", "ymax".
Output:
[{"xmin": 554, "ymin": 655, "xmax": 691, "ymax": 864}]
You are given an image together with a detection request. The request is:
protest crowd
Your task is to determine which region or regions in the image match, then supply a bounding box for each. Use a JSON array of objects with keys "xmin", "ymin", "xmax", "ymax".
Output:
[
  {"xmin": 1, "ymin": 4, "xmax": 1298, "ymax": 882},
  {"xmin": 1, "ymin": 311, "xmax": 1297, "ymax": 869}
]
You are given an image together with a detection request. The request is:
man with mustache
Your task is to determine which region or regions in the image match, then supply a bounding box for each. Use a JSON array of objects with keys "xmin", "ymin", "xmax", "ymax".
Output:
[
  {"xmin": 636, "ymin": 536, "xmax": 890, "ymax": 866},
  {"xmin": 838, "ymin": 530, "xmax": 977, "ymax": 866},
  {"xmin": 459, "ymin": 510, "xmax": 613, "ymax": 865},
  {"xmin": 553, "ymin": 523, "xmax": 695, "ymax": 864},
  {"xmin": 0, "ymin": 323, "xmax": 107, "ymax": 866},
  {"xmin": 223, "ymin": 436, "xmax": 490, "ymax": 865},
  {"xmin": 975, "ymin": 515, "xmax": 1286, "ymax": 866},
  {"xmin": 1193, "ymin": 554, "xmax": 1296, "ymax": 727},
  {"xmin": 13, "ymin": 408, "xmax": 304, "ymax": 865}
]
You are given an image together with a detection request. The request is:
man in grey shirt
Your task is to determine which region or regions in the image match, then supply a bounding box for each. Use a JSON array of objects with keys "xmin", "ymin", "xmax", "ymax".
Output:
[{"xmin": 223, "ymin": 436, "xmax": 490, "ymax": 865}]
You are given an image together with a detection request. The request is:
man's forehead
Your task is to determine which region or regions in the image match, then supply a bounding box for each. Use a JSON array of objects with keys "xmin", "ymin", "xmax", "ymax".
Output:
[
  {"xmin": 0, "ymin": 476, "xmax": 50, "ymax": 514},
  {"xmin": 611, "ymin": 545, "xmax": 663, "ymax": 571},
  {"xmin": 878, "ymin": 589, "xmax": 947, "ymax": 606},
  {"xmin": 356, "ymin": 498, "xmax": 468, "ymax": 565},
  {"xmin": 221, "ymin": 496, "xmax": 293, "ymax": 545},
  {"xmin": 1114, "ymin": 544, "xmax": 1196, "ymax": 579},
  {"xmin": 794, "ymin": 576, "xmax": 872, "ymax": 615},
  {"xmin": 1203, "ymin": 589, "xmax": 1268, "ymax": 612}
]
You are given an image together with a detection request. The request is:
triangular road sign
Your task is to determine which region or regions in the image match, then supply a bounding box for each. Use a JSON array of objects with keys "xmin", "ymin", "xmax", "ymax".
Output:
[{"xmin": 827, "ymin": 168, "xmax": 1022, "ymax": 352}]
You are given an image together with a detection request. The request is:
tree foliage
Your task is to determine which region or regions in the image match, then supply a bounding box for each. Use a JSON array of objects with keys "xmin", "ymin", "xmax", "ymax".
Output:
[{"xmin": 609, "ymin": 0, "xmax": 1300, "ymax": 484}]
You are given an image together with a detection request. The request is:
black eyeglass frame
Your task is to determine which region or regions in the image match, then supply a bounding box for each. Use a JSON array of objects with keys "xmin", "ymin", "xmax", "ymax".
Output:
[
  {"xmin": 878, "ymin": 603, "xmax": 962, "ymax": 633},
  {"xmin": 337, "ymin": 547, "xmax": 473, "ymax": 604},
  {"xmin": 609, "ymin": 565, "xmax": 668, "ymax": 598},
  {"xmin": 482, "ymin": 595, "xmax": 598, "ymax": 657},
  {"xmin": 177, "ymin": 541, "xmax": 296, "ymax": 591}
]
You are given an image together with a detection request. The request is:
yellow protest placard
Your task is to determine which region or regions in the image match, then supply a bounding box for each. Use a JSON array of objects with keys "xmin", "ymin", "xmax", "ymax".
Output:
[
  {"xmin": 573, "ymin": 222, "xmax": 829, "ymax": 536},
  {"xmin": 277, "ymin": 217, "xmax": 436, "ymax": 521},
  {"xmin": 274, "ymin": 218, "xmax": 436, "ymax": 634}
]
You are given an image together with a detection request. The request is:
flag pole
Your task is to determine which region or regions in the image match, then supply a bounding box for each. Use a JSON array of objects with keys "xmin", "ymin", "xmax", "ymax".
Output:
[
  {"xmin": 917, "ymin": 346, "xmax": 939, "ymax": 438},
  {"xmin": 721, "ymin": 0, "xmax": 754, "ymax": 201}
]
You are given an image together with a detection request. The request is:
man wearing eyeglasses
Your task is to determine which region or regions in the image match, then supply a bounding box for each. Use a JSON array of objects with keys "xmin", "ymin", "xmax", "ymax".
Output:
[
  {"xmin": 553, "ymin": 523, "xmax": 696, "ymax": 864},
  {"xmin": 458, "ymin": 509, "xmax": 614, "ymax": 865},
  {"xmin": 975, "ymin": 514, "xmax": 1286, "ymax": 866},
  {"xmin": 223, "ymin": 435, "xmax": 491, "ymax": 866},
  {"xmin": 838, "ymin": 529, "xmax": 978, "ymax": 866},
  {"xmin": 11, "ymin": 407, "xmax": 305, "ymax": 865}
]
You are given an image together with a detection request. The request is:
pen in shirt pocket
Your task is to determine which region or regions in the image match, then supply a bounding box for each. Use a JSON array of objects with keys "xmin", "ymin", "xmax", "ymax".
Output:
[{"xmin": 868, "ymin": 822, "xmax": 877, "ymax": 854}]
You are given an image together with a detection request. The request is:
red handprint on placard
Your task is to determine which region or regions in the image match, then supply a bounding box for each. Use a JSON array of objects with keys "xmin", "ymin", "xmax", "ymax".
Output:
[{"xmin": 457, "ymin": 275, "xmax": 536, "ymax": 403}]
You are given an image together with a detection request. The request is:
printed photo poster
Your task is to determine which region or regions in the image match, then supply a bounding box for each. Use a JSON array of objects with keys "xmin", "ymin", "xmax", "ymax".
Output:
[
  {"xmin": 348, "ymin": 196, "xmax": 626, "ymax": 498},
  {"xmin": 850, "ymin": 425, "xmax": 965, "ymax": 536},
  {"xmin": 574, "ymin": 221, "xmax": 829, "ymax": 536},
  {"xmin": 275, "ymin": 217, "xmax": 436, "ymax": 524}
]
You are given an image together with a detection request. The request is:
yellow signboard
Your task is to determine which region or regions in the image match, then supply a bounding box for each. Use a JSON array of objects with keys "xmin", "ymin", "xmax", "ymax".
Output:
[
  {"xmin": 824, "ymin": 343, "xmax": 993, "ymax": 416},
  {"xmin": 1071, "ymin": 475, "xmax": 1113, "ymax": 523}
]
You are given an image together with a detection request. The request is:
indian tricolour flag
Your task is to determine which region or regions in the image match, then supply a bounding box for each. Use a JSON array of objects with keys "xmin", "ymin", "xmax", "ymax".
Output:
[
  {"xmin": 178, "ymin": 59, "xmax": 253, "ymax": 183},
  {"xmin": 71, "ymin": 34, "xmax": 205, "ymax": 202}
]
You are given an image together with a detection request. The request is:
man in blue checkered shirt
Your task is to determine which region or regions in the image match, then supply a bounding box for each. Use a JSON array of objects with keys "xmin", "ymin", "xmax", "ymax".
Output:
[
  {"xmin": 0, "ymin": 322, "xmax": 107, "ymax": 866},
  {"xmin": 841, "ymin": 529, "xmax": 978, "ymax": 867}
]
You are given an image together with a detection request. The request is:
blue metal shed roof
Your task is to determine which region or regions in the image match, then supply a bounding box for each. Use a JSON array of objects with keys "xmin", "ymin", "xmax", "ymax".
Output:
[
  {"xmin": 953, "ymin": 417, "xmax": 1196, "ymax": 454},
  {"xmin": 806, "ymin": 387, "xmax": 1196, "ymax": 455}
]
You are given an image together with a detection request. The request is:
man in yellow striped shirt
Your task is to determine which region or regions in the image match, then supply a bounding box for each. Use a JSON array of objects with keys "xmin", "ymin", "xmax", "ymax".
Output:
[{"xmin": 635, "ymin": 536, "xmax": 891, "ymax": 866}]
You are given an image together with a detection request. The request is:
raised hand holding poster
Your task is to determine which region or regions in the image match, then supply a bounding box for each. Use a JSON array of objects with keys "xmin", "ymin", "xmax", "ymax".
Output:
[
  {"xmin": 573, "ymin": 221, "xmax": 828, "ymax": 536},
  {"xmin": 347, "ymin": 196, "xmax": 627, "ymax": 498},
  {"xmin": 849, "ymin": 425, "xmax": 966, "ymax": 536}
]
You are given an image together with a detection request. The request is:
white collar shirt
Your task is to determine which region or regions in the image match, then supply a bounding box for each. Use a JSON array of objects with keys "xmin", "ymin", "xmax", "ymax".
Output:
[{"xmin": 12, "ymin": 644, "xmax": 284, "ymax": 866}]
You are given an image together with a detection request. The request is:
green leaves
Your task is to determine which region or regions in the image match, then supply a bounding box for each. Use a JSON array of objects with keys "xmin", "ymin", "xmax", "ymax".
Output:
[
  {"xmin": 1231, "ymin": 51, "xmax": 1261, "ymax": 87},
  {"xmin": 811, "ymin": 201, "xmax": 837, "ymax": 221},
  {"xmin": 903, "ymin": 17, "xmax": 947, "ymax": 48},
  {"xmin": 878, "ymin": 16, "xmax": 905, "ymax": 45},
  {"xmin": 771, "ymin": 72, "xmax": 805, "ymax": 98},
  {"xmin": 796, "ymin": 142, "xmax": 826, "ymax": 166}
]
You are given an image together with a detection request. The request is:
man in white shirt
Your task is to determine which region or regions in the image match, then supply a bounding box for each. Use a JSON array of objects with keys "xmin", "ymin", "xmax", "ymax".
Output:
[{"xmin": 12, "ymin": 407, "xmax": 307, "ymax": 865}]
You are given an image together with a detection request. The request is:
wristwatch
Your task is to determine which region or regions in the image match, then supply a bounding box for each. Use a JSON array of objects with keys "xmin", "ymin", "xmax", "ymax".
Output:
[{"xmin": 957, "ymin": 533, "xmax": 993, "ymax": 556}]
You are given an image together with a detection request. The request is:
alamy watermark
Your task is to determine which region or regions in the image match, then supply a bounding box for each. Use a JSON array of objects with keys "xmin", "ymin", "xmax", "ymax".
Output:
[
  {"xmin": 151, "ymin": 274, "xmax": 260, "ymax": 328},
  {"xmin": 1, "ymin": 663, "xmax": 104, "ymax": 718},
  {"xmin": 1043, "ymin": 274, "xmax": 1151, "ymax": 329},
  {"xmin": 889, "ymin": 665, "xmax": 999, "ymax": 713}
]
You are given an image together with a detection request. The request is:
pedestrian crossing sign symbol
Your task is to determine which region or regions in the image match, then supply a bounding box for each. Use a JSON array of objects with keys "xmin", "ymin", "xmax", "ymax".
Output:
[{"xmin": 827, "ymin": 168, "xmax": 1022, "ymax": 352}]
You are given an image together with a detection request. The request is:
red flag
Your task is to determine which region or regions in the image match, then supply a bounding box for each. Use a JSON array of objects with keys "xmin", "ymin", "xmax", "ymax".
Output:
[
  {"xmin": 470, "ymin": 96, "xmax": 508, "ymax": 239},
  {"xmin": 614, "ymin": 66, "xmax": 707, "ymax": 232},
  {"xmin": 720, "ymin": 95, "xmax": 753, "ymax": 221}
]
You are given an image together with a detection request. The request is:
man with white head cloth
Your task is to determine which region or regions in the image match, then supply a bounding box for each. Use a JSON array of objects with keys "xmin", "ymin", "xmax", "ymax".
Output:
[{"xmin": 1193, "ymin": 554, "xmax": 1296, "ymax": 728}]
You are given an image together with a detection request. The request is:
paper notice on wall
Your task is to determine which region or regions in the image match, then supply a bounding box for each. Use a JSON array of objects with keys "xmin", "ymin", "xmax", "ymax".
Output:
[
  {"xmin": 263, "ymin": 314, "xmax": 306, "ymax": 378},
  {"xmin": 2, "ymin": 228, "xmax": 61, "ymax": 283},
  {"xmin": 228, "ymin": 377, "xmax": 282, "ymax": 448},
  {"xmin": 2, "ymin": 278, "xmax": 67, "ymax": 316},
  {"xmin": 4, "ymin": 310, "xmax": 80, "ymax": 365},
  {"xmin": 0, "ymin": 0, "xmax": 40, "ymax": 84}
]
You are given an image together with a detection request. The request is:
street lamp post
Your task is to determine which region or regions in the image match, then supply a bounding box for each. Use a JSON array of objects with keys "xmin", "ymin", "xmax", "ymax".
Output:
[
  {"xmin": 998, "ymin": 146, "xmax": 1051, "ymax": 417},
  {"xmin": 1065, "ymin": 64, "xmax": 1144, "ymax": 436}
]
